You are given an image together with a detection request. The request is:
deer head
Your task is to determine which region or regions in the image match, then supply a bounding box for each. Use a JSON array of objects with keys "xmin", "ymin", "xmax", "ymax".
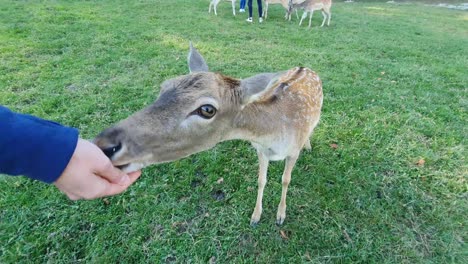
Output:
[{"xmin": 94, "ymin": 43, "xmax": 280, "ymax": 172}]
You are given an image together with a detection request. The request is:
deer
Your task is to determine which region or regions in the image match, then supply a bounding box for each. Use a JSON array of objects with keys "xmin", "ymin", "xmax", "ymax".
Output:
[
  {"xmin": 288, "ymin": 0, "xmax": 332, "ymax": 28},
  {"xmin": 209, "ymin": 0, "xmax": 236, "ymax": 16},
  {"xmin": 94, "ymin": 43, "xmax": 323, "ymax": 226},
  {"xmin": 263, "ymin": 0, "xmax": 302, "ymax": 20}
]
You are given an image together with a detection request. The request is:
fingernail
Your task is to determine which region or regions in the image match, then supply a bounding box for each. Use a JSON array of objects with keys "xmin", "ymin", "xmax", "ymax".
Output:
[{"xmin": 119, "ymin": 175, "xmax": 130, "ymax": 185}]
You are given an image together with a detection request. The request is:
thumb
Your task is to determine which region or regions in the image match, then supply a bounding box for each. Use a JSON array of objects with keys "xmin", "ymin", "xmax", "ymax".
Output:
[{"xmin": 95, "ymin": 161, "xmax": 130, "ymax": 185}]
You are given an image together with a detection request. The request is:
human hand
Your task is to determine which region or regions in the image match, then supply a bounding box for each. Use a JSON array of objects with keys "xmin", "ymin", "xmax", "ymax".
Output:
[{"xmin": 54, "ymin": 138, "xmax": 142, "ymax": 200}]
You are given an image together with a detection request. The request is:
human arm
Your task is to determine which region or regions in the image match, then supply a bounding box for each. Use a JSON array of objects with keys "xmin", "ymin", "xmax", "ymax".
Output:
[{"xmin": 0, "ymin": 106, "xmax": 141, "ymax": 199}]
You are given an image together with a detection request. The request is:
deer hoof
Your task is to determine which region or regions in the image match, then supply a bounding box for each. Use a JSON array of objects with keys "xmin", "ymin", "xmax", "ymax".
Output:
[
  {"xmin": 276, "ymin": 212, "xmax": 286, "ymax": 225},
  {"xmin": 250, "ymin": 220, "xmax": 259, "ymax": 227},
  {"xmin": 276, "ymin": 217, "xmax": 285, "ymax": 226},
  {"xmin": 250, "ymin": 216, "xmax": 261, "ymax": 226},
  {"xmin": 250, "ymin": 209, "xmax": 262, "ymax": 226}
]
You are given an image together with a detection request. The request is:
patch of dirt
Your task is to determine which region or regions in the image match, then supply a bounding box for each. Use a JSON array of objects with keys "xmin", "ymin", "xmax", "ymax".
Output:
[
  {"xmin": 429, "ymin": 3, "xmax": 468, "ymax": 10},
  {"xmin": 385, "ymin": 1, "xmax": 468, "ymax": 10},
  {"xmin": 211, "ymin": 190, "xmax": 226, "ymax": 201}
]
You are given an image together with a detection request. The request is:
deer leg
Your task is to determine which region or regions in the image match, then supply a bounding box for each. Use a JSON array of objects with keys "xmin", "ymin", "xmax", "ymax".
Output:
[
  {"xmin": 299, "ymin": 11, "xmax": 307, "ymax": 26},
  {"xmin": 276, "ymin": 155, "xmax": 298, "ymax": 225},
  {"xmin": 283, "ymin": 6, "xmax": 289, "ymax": 20},
  {"xmin": 209, "ymin": 2, "xmax": 212, "ymax": 13},
  {"xmin": 250, "ymin": 151, "xmax": 269, "ymax": 226},
  {"xmin": 296, "ymin": 9, "xmax": 299, "ymax": 19},
  {"xmin": 264, "ymin": 3, "xmax": 268, "ymax": 19},
  {"xmin": 327, "ymin": 10, "xmax": 331, "ymax": 26},
  {"xmin": 232, "ymin": 0, "xmax": 236, "ymax": 16},
  {"xmin": 288, "ymin": 7, "xmax": 296, "ymax": 21},
  {"xmin": 320, "ymin": 10, "xmax": 326, "ymax": 27},
  {"xmin": 308, "ymin": 10, "xmax": 314, "ymax": 28}
]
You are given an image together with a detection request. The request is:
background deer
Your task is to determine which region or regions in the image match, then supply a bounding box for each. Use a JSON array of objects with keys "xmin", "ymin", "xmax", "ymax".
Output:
[
  {"xmin": 263, "ymin": 0, "xmax": 301, "ymax": 20},
  {"xmin": 209, "ymin": 0, "xmax": 236, "ymax": 16},
  {"xmin": 288, "ymin": 0, "xmax": 332, "ymax": 28},
  {"xmin": 94, "ymin": 43, "xmax": 323, "ymax": 225}
]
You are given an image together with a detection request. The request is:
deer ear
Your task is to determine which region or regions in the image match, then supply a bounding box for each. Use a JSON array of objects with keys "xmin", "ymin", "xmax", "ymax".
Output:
[
  {"xmin": 239, "ymin": 73, "xmax": 283, "ymax": 105},
  {"xmin": 187, "ymin": 42, "xmax": 209, "ymax": 73}
]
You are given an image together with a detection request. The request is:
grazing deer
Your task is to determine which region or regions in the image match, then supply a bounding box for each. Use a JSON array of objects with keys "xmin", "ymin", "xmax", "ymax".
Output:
[
  {"xmin": 209, "ymin": 0, "xmax": 236, "ymax": 16},
  {"xmin": 94, "ymin": 43, "xmax": 323, "ymax": 225},
  {"xmin": 288, "ymin": 0, "xmax": 332, "ymax": 28},
  {"xmin": 263, "ymin": 0, "xmax": 301, "ymax": 20}
]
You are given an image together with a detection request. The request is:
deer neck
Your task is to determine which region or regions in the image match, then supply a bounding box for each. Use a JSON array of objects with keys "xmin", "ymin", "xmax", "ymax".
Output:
[{"xmin": 224, "ymin": 103, "xmax": 282, "ymax": 143}]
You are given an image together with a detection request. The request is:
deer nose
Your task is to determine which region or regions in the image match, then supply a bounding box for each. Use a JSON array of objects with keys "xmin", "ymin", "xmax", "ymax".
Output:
[{"xmin": 101, "ymin": 142, "xmax": 122, "ymax": 159}]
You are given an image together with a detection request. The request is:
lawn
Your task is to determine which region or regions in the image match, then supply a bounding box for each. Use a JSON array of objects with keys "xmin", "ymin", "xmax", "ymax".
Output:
[{"xmin": 0, "ymin": 0, "xmax": 467, "ymax": 263}]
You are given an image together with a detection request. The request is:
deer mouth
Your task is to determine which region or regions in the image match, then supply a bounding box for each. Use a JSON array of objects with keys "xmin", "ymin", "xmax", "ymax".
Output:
[
  {"xmin": 114, "ymin": 162, "xmax": 146, "ymax": 173},
  {"xmin": 116, "ymin": 164, "xmax": 129, "ymax": 170}
]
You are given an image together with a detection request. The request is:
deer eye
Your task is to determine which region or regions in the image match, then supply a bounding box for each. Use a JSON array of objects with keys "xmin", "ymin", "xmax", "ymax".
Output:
[{"xmin": 197, "ymin": 104, "xmax": 217, "ymax": 119}]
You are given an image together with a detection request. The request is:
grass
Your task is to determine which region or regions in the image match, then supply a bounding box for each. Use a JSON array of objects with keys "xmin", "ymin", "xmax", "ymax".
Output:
[{"xmin": 0, "ymin": 0, "xmax": 467, "ymax": 263}]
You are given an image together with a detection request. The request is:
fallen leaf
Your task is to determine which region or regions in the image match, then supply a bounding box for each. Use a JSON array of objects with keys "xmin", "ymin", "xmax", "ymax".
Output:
[
  {"xmin": 342, "ymin": 229, "xmax": 353, "ymax": 244},
  {"xmin": 304, "ymin": 251, "xmax": 312, "ymax": 261},
  {"xmin": 280, "ymin": 230, "xmax": 289, "ymax": 240},
  {"xmin": 416, "ymin": 158, "xmax": 425, "ymax": 166},
  {"xmin": 103, "ymin": 198, "xmax": 110, "ymax": 205},
  {"xmin": 216, "ymin": 177, "xmax": 224, "ymax": 184},
  {"xmin": 381, "ymin": 71, "xmax": 385, "ymax": 75},
  {"xmin": 330, "ymin": 143, "xmax": 338, "ymax": 149},
  {"xmin": 247, "ymin": 186, "xmax": 254, "ymax": 192},
  {"xmin": 377, "ymin": 77, "xmax": 382, "ymax": 80}
]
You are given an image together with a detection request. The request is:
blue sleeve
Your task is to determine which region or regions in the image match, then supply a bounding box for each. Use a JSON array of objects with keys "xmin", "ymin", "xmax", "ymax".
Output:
[{"xmin": 0, "ymin": 106, "xmax": 79, "ymax": 183}]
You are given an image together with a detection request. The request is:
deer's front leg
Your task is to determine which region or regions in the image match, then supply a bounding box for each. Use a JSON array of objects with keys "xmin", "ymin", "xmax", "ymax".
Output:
[
  {"xmin": 231, "ymin": 0, "xmax": 236, "ymax": 16},
  {"xmin": 276, "ymin": 155, "xmax": 298, "ymax": 225},
  {"xmin": 299, "ymin": 11, "xmax": 307, "ymax": 26},
  {"xmin": 250, "ymin": 151, "xmax": 269, "ymax": 226},
  {"xmin": 308, "ymin": 10, "xmax": 314, "ymax": 28}
]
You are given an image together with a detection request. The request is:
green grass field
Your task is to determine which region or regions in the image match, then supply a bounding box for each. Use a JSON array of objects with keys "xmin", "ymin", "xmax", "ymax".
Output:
[{"xmin": 0, "ymin": 0, "xmax": 467, "ymax": 263}]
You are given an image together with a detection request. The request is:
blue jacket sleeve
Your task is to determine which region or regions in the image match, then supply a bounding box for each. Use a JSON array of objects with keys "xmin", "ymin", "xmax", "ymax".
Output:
[{"xmin": 0, "ymin": 106, "xmax": 79, "ymax": 183}]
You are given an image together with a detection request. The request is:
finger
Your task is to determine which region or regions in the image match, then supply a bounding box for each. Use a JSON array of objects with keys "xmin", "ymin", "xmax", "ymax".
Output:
[
  {"xmin": 67, "ymin": 193, "xmax": 81, "ymax": 201},
  {"xmin": 95, "ymin": 161, "xmax": 129, "ymax": 185},
  {"xmin": 64, "ymin": 192, "xmax": 81, "ymax": 201},
  {"xmin": 101, "ymin": 170, "xmax": 142, "ymax": 197},
  {"xmin": 81, "ymin": 176, "xmax": 112, "ymax": 200},
  {"xmin": 128, "ymin": 170, "xmax": 142, "ymax": 178}
]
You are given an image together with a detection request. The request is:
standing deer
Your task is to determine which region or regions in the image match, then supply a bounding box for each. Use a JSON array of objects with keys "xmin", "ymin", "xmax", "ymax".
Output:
[
  {"xmin": 288, "ymin": 0, "xmax": 332, "ymax": 28},
  {"xmin": 209, "ymin": 0, "xmax": 236, "ymax": 16},
  {"xmin": 94, "ymin": 43, "xmax": 323, "ymax": 225},
  {"xmin": 263, "ymin": 0, "xmax": 301, "ymax": 20}
]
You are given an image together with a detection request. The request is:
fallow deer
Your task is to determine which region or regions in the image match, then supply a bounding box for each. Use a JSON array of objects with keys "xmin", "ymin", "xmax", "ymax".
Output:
[
  {"xmin": 94, "ymin": 43, "xmax": 323, "ymax": 225},
  {"xmin": 209, "ymin": 0, "xmax": 236, "ymax": 16},
  {"xmin": 288, "ymin": 0, "xmax": 332, "ymax": 28},
  {"xmin": 264, "ymin": 0, "xmax": 302, "ymax": 20}
]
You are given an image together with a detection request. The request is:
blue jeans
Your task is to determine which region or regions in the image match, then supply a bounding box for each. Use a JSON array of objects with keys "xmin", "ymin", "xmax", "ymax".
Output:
[
  {"xmin": 240, "ymin": 0, "xmax": 246, "ymax": 9},
  {"xmin": 247, "ymin": 0, "xmax": 262, "ymax": 17}
]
